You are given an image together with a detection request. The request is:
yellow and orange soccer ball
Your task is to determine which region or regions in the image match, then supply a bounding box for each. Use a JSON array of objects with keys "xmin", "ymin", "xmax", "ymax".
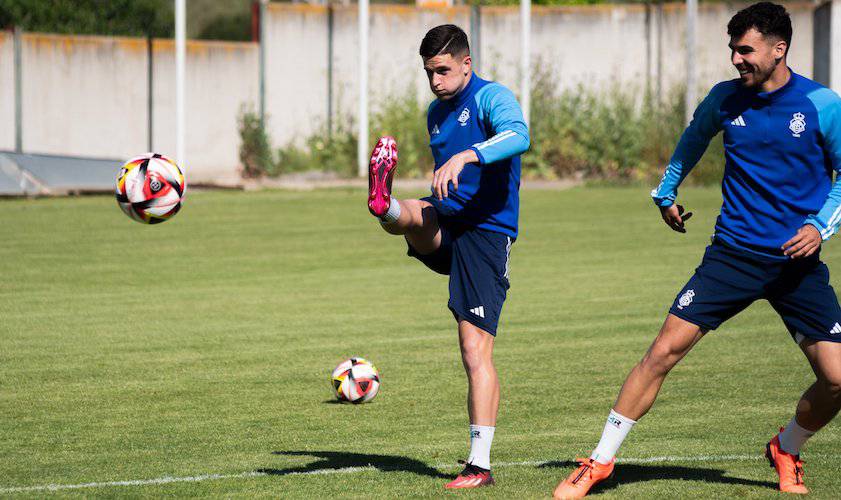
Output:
[{"xmin": 116, "ymin": 153, "xmax": 185, "ymax": 224}]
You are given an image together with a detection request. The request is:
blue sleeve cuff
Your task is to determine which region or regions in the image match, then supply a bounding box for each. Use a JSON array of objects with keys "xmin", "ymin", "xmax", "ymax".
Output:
[
  {"xmin": 650, "ymin": 187, "xmax": 675, "ymax": 207},
  {"xmin": 470, "ymin": 146, "xmax": 486, "ymax": 165},
  {"xmin": 804, "ymin": 216, "xmax": 836, "ymax": 241}
]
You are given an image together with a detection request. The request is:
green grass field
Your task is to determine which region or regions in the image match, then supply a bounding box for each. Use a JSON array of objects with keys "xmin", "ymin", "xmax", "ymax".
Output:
[{"xmin": 1, "ymin": 186, "xmax": 840, "ymax": 498}]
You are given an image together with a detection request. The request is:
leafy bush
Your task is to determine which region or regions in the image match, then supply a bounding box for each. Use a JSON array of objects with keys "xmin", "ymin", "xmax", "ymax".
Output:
[
  {"xmin": 368, "ymin": 88, "xmax": 434, "ymax": 178},
  {"xmin": 527, "ymin": 64, "xmax": 724, "ymax": 184},
  {"xmin": 273, "ymin": 86, "xmax": 432, "ymax": 177},
  {"xmin": 237, "ymin": 106, "xmax": 275, "ymax": 178},
  {"xmin": 253, "ymin": 72, "xmax": 725, "ymax": 185},
  {"xmin": 276, "ymin": 118, "xmax": 358, "ymax": 176}
]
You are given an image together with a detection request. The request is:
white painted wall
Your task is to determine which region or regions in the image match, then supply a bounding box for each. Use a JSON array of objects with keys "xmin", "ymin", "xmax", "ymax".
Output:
[
  {"xmin": 0, "ymin": 31, "xmax": 14, "ymax": 151},
  {"xmin": 263, "ymin": 4, "xmax": 470, "ymax": 146},
  {"xmin": 832, "ymin": 0, "xmax": 841, "ymax": 93},
  {"xmin": 264, "ymin": 4, "xmax": 329, "ymax": 147},
  {"xmin": 364, "ymin": 5, "xmax": 471, "ymax": 109},
  {"xmin": 151, "ymin": 39, "xmax": 258, "ymax": 183},
  {"xmin": 475, "ymin": 2, "xmax": 813, "ymax": 97},
  {"xmin": 20, "ymin": 33, "xmax": 149, "ymax": 160},
  {"xmin": 266, "ymin": 1, "xmax": 817, "ymax": 151},
  {"xmin": 0, "ymin": 2, "xmax": 826, "ymax": 183},
  {"xmin": 5, "ymin": 33, "xmax": 257, "ymax": 183}
]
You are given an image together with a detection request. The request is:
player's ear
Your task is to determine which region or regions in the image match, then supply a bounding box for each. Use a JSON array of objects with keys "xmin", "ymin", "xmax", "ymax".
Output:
[
  {"xmin": 774, "ymin": 40, "xmax": 787, "ymax": 61},
  {"xmin": 462, "ymin": 54, "xmax": 472, "ymax": 75}
]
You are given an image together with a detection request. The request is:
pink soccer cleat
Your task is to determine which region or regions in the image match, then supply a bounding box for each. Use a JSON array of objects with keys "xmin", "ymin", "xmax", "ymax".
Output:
[{"xmin": 368, "ymin": 136, "xmax": 398, "ymax": 217}]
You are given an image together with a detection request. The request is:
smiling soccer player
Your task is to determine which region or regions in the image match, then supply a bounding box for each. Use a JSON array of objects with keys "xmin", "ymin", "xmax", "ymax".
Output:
[
  {"xmin": 553, "ymin": 3, "xmax": 841, "ymax": 498},
  {"xmin": 367, "ymin": 24, "xmax": 529, "ymax": 489}
]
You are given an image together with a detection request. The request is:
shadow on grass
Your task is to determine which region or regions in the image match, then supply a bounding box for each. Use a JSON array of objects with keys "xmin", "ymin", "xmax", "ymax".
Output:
[
  {"xmin": 539, "ymin": 461, "xmax": 777, "ymax": 493},
  {"xmin": 257, "ymin": 451, "xmax": 450, "ymax": 479}
]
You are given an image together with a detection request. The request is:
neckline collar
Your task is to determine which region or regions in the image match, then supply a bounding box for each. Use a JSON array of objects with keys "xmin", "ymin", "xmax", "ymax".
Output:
[
  {"xmin": 755, "ymin": 68, "xmax": 796, "ymax": 100},
  {"xmin": 446, "ymin": 72, "xmax": 479, "ymax": 107}
]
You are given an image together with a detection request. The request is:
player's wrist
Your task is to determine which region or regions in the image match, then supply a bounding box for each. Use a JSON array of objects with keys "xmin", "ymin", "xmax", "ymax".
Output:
[
  {"xmin": 459, "ymin": 149, "xmax": 479, "ymax": 165},
  {"xmin": 651, "ymin": 191, "xmax": 674, "ymax": 208}
]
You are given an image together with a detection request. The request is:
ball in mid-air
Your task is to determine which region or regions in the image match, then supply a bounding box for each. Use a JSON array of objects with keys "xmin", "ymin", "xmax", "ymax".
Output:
[
  {"xmin": 116, "ymin": 153, "xmax": 185, "ymax": 224},
  {"xmin": 331, "ymin": 358, "xmax": 380, "ymax": 404}
]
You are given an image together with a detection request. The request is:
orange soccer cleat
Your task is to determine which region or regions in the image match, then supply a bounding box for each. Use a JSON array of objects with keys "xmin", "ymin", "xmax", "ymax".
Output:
[
  {"xmin": 444, "ymin": 461, "xmax": 495, "ymax": 489},
  {"xmin": 766, "ymin": 429, "xmax": 809, "ymax": 494},
  {"xmin": 553, "ymin": 457, "xmax": 614, "ymax": 499}
]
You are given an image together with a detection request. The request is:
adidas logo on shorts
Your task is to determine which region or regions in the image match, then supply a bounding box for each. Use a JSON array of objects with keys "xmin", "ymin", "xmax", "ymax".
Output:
[
  {"xmin": 469, "ymin": 306, "xmax": 485, "ymax": 319},
  {"xmin": 830, "ymin": 323, "xmax": 841, "ymax": 335}
]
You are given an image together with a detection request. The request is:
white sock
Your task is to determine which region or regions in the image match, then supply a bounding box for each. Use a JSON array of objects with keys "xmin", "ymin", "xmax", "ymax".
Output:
[
  {"xmin": 467, "ymin": 425, "xmax": 495, "ymax": 470},
  {"xmin": 591, "ymin": 409, "xmax": 637, "ymax": 464},
  {"xmin": 378, "ymin": 197, "xmax": 401, "ymax": 224},
  {"xmin": 779, "ymin": 417, "xmax": 815, "ymax": 455}
]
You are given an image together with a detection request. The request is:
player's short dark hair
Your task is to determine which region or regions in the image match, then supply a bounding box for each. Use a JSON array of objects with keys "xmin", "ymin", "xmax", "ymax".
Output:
[
  {"xmin": 727, "ymin": 2, "xmax": 792, "ymax": 52},
  {"xmin": 419, "ymin": 25, "xmax": 470, "ymax": 59}
]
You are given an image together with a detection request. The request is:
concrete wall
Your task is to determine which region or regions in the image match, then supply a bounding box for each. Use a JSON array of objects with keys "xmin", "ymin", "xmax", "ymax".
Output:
[
  {"xmin": 0, "ymin": 2, "xmax": 833, "ymax": 183},
  {"xmin": 833, "ymin": 0, "xmax": 841, "ymax": 90},
  {"xmin": 0, "ymin": 31, "xmax": 13, "ymax": 151},
  {"xmin": 480, "ymin": 2, "xmax": 813, "ymax": 96},
  {"xmin": 264, "ymin": 4, "xmax": 330, "ymax": 146},
  {"xmin": 263, "ymin": 4, "xmax": 470, "ymax": 144},
  {"xmin": 0, "ymin": 32, "xmax": 256, "ymax": 183},
  {"xmin": 265, "ymin": 1, "xmax": 817, "ymax": 151},
  {"xmin": 151, "ymin": 39, "xmax": 258, "ymax": 183},
  {"xmin": 20, "ymin": 33, "xmax": 150, "ymax": 160}
]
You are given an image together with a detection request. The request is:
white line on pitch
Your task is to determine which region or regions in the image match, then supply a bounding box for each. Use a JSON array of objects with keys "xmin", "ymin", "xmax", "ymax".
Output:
[{"xmin": 2, "ymin": 453, "xmax": 837, "ymax": 494}]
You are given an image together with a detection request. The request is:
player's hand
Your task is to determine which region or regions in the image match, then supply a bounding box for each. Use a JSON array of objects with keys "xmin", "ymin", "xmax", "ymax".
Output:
[
  {"xmin": 782, "ymin": 224, "xmax": 822, "ymax": 259},
  {"xmin": 432, "ymin": 152, "xmax": 469, "ymax": 200},
  {"xmin": 660, "ymin": 204, "xmax": 693, "ymax": 233}
]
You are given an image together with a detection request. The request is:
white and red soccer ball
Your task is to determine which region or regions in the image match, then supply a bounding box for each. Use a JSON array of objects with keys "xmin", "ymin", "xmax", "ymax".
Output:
[
  {"xmin": 331, "ymin": 357, "xmax": 380, "ymax": 404},
  {"xmin": 116, "ymin": 153, "xmax": 185, "ymax": 224}
]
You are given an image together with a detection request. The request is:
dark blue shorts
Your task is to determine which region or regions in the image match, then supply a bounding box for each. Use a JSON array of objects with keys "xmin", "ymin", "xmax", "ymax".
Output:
[
  {"xmin": 406, "ymin": 200, "xmax": 513, "ymax": 336},
  {"xmin": 670, "ymin": 239, "xmax": 841, "ymax": 343}
]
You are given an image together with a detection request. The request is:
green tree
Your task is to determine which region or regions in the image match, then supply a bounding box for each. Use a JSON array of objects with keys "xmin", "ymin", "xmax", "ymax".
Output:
[{"xmin": 0, "ymin": 0, "xmax": 173, "ymax": 37}]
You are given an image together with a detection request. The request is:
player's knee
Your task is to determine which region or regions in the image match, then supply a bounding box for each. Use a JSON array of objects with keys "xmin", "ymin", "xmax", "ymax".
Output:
[
  {"xmin": 459, "ymin": 337, "xmax": 491, "ymax": 373},
  {"xmin": 641, "ymin": 343, "xmax": 681, "ymax": 376},
  {"xmin": 820, "ymin": 376, "xmax": 841, "ymax": 402}
]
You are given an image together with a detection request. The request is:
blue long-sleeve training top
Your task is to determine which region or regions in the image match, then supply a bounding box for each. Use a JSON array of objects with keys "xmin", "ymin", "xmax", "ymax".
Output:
[
  {"xmin": 651, "ymin": 70, "xmax": 841, "ymax": 258},
  {"xmin": 427, "ymin": 72, "xmax": 530, "ymax": 239}
]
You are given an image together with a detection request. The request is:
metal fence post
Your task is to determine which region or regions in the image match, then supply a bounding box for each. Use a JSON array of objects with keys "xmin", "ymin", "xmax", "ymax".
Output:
[
  {"xmin": 357, "ymin": 0, "xmax": 369, "ymax": 177},
  {"xmin": 520, "ymin": 0, "xmax": 531, "ymax": 127},
  {"xmin": 175, "ymin": 0, "xmax": 186, "ymax": 167},
  {"xmin": 832, "ymin": 0, "xmax": 841, "ymax": 93},
  {"xmin": 259, "ymin": 0, "xmax": 267, "ymax": 127},
  {"xmin": 327, "ymin": 3, "xmax": 334, "ymax": 137},
  {"xmin": 470, "ymin": 3, "xmax": 481, "ymax": 74},
  {"xmin": 14, "ymin": 26, "xmax": 22, "ymax": 153},
  {"xmin": 657, "ymin": 0, "xmax": 663, "ymax": 104},
  {"xmin": 147, "ymin": 35, "xmax": 154, "ymax": 152},
  {"xmin": 685, "ymin": 0, "xmax": 697, "ymax": 124}
]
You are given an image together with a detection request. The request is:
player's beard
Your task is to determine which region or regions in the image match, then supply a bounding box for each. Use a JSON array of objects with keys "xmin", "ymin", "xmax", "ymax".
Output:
[{"xmin": 738, "ymin": 59, "xmax": 777, "ymax": 89}]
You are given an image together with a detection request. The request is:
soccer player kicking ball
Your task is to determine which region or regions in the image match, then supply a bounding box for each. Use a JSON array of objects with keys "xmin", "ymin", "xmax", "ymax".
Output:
[
  {"xmin": 553, "ymin": 3, "xmax": 841, "ymax": 498},
  {"xmin": 367, "ymin": 24, "xmax": 529, "ymax": 489}
]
